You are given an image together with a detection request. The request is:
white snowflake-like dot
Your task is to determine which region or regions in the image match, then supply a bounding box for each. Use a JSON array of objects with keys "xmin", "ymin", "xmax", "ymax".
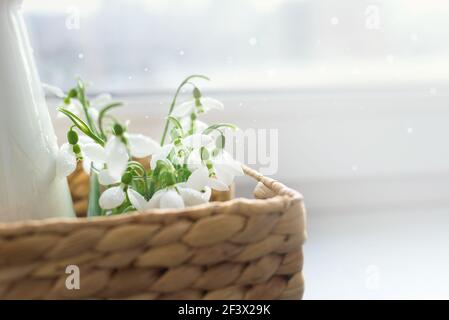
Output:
[
  {"xmin": 78, "ymin": 53, "xmax": 84, "ymax": 59},
  {"xmin": 249, "ymin": 37, "xmax": 258, "ymax": 46},
  {"xmin": 330, "ymin": 17, "xmax": 339, "ymax": 25}
]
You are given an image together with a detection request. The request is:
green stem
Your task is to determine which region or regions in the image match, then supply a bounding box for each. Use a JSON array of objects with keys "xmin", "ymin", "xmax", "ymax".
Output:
[{"xmin": 160, "ymin": 74, "xmax": 209, "ymax": 146}]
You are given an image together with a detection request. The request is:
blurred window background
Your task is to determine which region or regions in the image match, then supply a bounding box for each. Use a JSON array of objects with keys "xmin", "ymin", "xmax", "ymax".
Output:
[
  {"xmin": 21, "ymin": 0, "xmax": 449, "ymax": 299},
  {"xmin": 23, "ymin": 0, "xmax": 449, "ymax": 93}
]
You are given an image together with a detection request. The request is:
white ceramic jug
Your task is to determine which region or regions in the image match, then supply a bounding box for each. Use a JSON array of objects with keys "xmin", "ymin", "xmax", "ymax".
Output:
[{"xmin": 0, "ymin": 0, "xmax": 74, "ymax": 222}]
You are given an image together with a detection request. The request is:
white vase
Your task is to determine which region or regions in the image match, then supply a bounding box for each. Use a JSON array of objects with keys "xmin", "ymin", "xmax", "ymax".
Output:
[{"xmin": 0, "ymin": 0, "xmax": 74, "ymax": 222}]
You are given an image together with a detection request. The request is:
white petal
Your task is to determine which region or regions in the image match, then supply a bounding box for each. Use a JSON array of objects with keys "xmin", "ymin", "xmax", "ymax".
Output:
[
  {"xmin": 150, "ymin": 144, "xmax": 173, "ymax": 169},
  {"xmin": 105, "ymin": 136, "xmax": 129, "ymax": 178},
  {"xmin": 178, "ymin": 187, "xmax": 210, "ymax": 206},
  {"xmin": 171, "ymin": 101, "xmax": 195, "ymax": 118},
  {"xmin": 186, "ymin": 149, "xmax": 202, "ymax": 171},
  {"xmin": 159, "ymin": 190, "xmax": 185, "ymax": 209},
  {"xmin": 185, "ymin": 166, "xmax": 210, "ymax": 191},
  {"xmin": 201, "ymin": 97, "xmax": 224, "ymax": 112},
  {"xmin": 207, "ymin": 177, "xmax": 229, "ymax": 191},
  {"xmin": 182, "ymin": 134, "xmax": 213, "ymax": 148},
  {"xmin": 98, "ymin": 169, "xmax": 121, "ymax": 185},
  {"xmin": 147, "ymin": 189, "xmax": 165, "ymax": 208},
  {"xmin": 82, "ymin": 158, "xmax": 93, "ymax": 174},
  {"xmin": 90, "ymin": 93, "xmax": 112, "ymax": 107},
  {"xmin": 126, "ymin": 133, "xmax": 161, "ymax": 158},
  {"xmin": 214, "ymin": 166, "xmax": 235, "ymax": 186},
  {"xmin": 67, "ymin": 100, "xmax": 83, "ymax": 116},
  {"xmin": 82, "ymin": 159, "xmax": 103, "ymax": 175},
  {"xmin": 77, "ymin": 135, "xmax": 93, "ymax": 146},
  {"xmin": 42, "ymin": 83, "xmax": 65, "ymax": 98},
  {"xmin": 195, "ymin": 120, "xmax": 209, "ymax": 132},
  {"xmin": 99, "ymin": 186, "xmax": 126, "ymax": 210},
  {"xmin": 214, "ymin": 151, "xmax": 244, "ymax": 176},
  {"xmin": 83, "ymin": 143, "xmax": 106, "ymax": 164},
  {"xmin": 56, "ymin": 144, "xmax": 77, "ymax": 177},
  {"xmin": 202, "ymin": 186, "xmax": 212, "ymax": 202},
  {"xmin": 127, "ymin": 188, "xmax": 149, "ymax": 212}
]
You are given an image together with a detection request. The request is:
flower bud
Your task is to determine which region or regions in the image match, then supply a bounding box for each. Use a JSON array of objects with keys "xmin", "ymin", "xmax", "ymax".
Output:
[
  {"xmin": 68, "ymin": 88, "xmax": 78, "ymax": 98},
  {"xmin": 121, "ymin": 172, "xmax": 132, "ymax": 184},
  {"xmin": 206, "ymin": 160, "xmax": 213, "ymax": 170},
  {"xmin": 72, "ymin": 144, "xmax": 81, "ymax": 155},
  {"xmin": 67, "ymin": 130, "xmax": 79, "ymax": 145},
  {"xmin": 64, "ymin": 97, "xmax": 71, "ymax": 105},
  {"xmin": 216, "ymin": 135, "xmax": 225, "ymax": 149},
  {"xmin": 113, "ymin": 123, "xmax": 124, "ymax": 136},
  {"xmin": 190, "ymin": 112, "xmax": 197, "ymax": 121},
  {"xmin": 174, "ymin": 138, "xmax": 182, "ymax": 146},
  {"xmin": 193, "ymin": 87, "xmax": 201, "ymax": 99},
  {"xmin": 200, "ymin": 147, "xmax": 209, "ymax": 160}
]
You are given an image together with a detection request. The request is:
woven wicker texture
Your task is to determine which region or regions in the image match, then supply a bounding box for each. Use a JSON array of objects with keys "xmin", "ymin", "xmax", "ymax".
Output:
[{"xmin": 0, "ymin": 165, "xmax": 306, "ymax": 300}]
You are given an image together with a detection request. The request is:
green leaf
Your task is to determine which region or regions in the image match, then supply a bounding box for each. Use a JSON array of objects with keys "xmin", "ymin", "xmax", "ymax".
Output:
[
  {"xmin": 202, "ymin": 123, "xmax": 238, "ymax": 135},
  {"xmin": 58, "ymin": 107, "xmax": 104, "ymax": 146},
  {"xmin": 87, "ymin": 165, "xmax": 103, "ymax": 217}
]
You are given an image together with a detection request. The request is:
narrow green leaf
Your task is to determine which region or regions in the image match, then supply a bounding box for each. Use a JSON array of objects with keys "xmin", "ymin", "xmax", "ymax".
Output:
[
  {"xmin": 58, "ymin": 107, "xmax": 104, "ymax": 146},
  {"xmin": 202, "ymin": 123, "xmax": 238, "ymax": 135}
]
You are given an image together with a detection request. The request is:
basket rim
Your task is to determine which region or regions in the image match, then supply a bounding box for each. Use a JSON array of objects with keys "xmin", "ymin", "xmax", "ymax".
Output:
[{"xmin": 0, "ymin": 165, "xmax": 303, "ymax": 233}]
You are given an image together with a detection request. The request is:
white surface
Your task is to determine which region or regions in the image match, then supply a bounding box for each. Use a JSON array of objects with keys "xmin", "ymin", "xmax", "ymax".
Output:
[
  {"xmin": 0, "ymin": 0, "xmax": 74, "ymax": 222},
  {"xmin": 304, "ymin": 204, "xmax": 449, "ymax": 299}
]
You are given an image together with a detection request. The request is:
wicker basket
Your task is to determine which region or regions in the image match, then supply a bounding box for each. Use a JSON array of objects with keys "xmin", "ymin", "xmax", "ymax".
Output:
[{"xmin": 0, "ymin": 165, "xmax": 306, "ymax": 300}]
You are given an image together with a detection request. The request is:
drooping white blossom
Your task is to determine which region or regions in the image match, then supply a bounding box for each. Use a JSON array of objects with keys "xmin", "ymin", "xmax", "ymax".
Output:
[
  {"xmin": 84, "ymin": 134, "xmax": 159, "ymax": 184},
  {"xmin": 149, "ymin": 134, "xmax": 211, "ymax": 169},
  {"xmin": 127, "ymin": 185, "xmax": 211, "ymax": 212},
  {"xmin": 171, "ymin": 97, "xmax": 224, "ymax": 118},
  {"xmin": 186, "ymin": 149, "xmax": 243, "ymax": 189}
]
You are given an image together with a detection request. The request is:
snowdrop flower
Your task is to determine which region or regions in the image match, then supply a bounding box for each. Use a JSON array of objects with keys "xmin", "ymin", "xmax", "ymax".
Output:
[
  {"xmin": 187, "ymin": 149, "xmax": 244, "ymax": 189},
  {"xmin": 56, "ymin": 134, "xmax": 97, "ymax": 178},
  {"xmin": 150, "ymin": 134, "xmax": 212, "ymax": 169},
  {"xmin": 213, "ymin": 150, "xmax": 244, "ymax": 185},
  {"xmin": 84, "ymin": 132, "xmax": 160, "ymax": 184},
  {"xmin": 42, "ymin": 83, "xmax": 112, "ymax": 121},
  {"xmin": 171, "ymin": 97, "xmax": 223, "ymax": 118},
  {"xmin": 43, "ymin": 83, "xmax": 82, "ymax": 118},
  {"xmin": 185, "ymin": 166, "xmax": 229, "ymax": 191},
  {"xmin": 127, "ymin": 186, "xmax": 211, "ymax": 211}
]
